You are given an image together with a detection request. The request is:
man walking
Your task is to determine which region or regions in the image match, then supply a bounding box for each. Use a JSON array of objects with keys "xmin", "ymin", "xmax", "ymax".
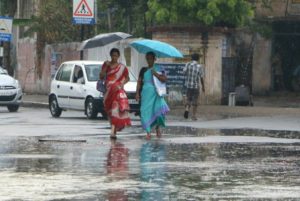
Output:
[{"xmin": 183, "ymin": 53, "xmax": 205, "ymax": 120}]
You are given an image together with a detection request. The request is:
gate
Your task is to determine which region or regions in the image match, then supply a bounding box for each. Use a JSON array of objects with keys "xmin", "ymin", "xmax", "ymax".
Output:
[{"xmin": 222, "ymin": 57, "xmax": 237, "ymax": 104}]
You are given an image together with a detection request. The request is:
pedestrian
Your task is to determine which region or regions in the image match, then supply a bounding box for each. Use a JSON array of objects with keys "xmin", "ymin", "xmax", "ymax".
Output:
[
  {"xmin": 183, "ymin": 53, "xmax": 205, "ymax": 120},
  {"xmin": 135, "ymin": 52, "xmax": 170, "ymax": 140},
  {"xmin": 99, "ymin": 48, "xmax": 131, "ymax": 139}
]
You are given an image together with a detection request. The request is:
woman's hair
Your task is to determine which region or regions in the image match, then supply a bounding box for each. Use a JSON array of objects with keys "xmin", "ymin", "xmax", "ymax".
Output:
[
  {"xmin": 146, "ymin": 51, "xmax": 156, "ymax": 58},
  {"xmin": 110, "ymin": 48, "xmax": 120, "ymax": 56}
]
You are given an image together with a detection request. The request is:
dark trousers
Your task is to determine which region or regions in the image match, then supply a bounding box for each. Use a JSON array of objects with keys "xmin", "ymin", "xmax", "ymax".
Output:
[{"xmin": 186, "ymin": 88, "xmax": 200, "ymax": 107}]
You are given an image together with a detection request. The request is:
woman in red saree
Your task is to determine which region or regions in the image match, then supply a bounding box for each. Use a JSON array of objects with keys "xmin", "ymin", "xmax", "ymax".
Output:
[{"xmin": 100, "ymin": 48, "xmax": 131, "ymax": 139}]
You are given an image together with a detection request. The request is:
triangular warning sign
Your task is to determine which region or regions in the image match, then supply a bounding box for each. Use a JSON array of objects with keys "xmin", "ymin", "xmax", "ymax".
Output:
[
  {"xmin": 0, "ymin": 20, "xmax": 9, "ymax": 33},
  {"xmin": 74, "ymin": 0, "xmax": 93, "ymax": 17}
]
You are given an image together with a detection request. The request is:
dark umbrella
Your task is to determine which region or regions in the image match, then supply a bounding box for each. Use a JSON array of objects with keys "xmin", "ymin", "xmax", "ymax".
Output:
[{"xmin": 80, "ymin": 32, "xmax": 132, "ymax": 50}]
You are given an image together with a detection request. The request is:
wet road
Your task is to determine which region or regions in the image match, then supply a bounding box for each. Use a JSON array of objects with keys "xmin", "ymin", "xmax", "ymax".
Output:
[{"xmin": 1, "ymin": 108, "xmax": 300, "ymax": 200}]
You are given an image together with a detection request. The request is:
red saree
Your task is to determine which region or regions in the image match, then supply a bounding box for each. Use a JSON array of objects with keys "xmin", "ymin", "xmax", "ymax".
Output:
[{"xmin": 103, "ymin": 63, "xmax": 131, "ymax": 131}]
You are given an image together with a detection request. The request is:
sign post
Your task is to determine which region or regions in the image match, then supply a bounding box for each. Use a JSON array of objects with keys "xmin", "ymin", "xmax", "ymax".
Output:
[
  {"xmin": 0, "ymin": 16, "xmax": 13, "ymax": 42},
  {"xmin": 73, "ymin": 0, "xmax": 95, "ymax": 60},
  {"xmin": 73, "ymin": 0, "xmax": 95, "ymax": 25}
]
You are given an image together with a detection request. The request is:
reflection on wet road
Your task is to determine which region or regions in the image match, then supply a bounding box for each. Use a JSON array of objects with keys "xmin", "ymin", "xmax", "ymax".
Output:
[{"xmin": 1, "ymin": 128, "xmax": 300, "ymax": 200}]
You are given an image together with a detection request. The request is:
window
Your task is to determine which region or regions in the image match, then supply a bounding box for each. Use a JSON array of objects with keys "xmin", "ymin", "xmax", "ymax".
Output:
[
  {"xmin": 56, "ymin": 64, "xmax": 73, "ymax": 82},
  {"xmin": 55, "ymin": 65, "xmax": 64, "ymax": 80},
  {"xmin": 73, "ymin": 65, "xmax": 84, "ymax": 83},
  {"xmin": 85, "ymin": 64, "xmax": 102, "ymax": 81}
]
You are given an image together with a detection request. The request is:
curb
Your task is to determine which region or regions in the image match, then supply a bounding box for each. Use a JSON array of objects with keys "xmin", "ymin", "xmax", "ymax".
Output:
[{"xmin": 21, "ymin": 101, "xmax": 49, "ymax": 109}]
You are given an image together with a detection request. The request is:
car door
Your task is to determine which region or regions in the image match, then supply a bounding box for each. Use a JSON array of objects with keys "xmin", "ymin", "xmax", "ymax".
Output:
[
  {"xmin": 68, "ymin": 65, "xmax": 86, "ymax": 110},
  {"xmin": 55, "ymin": 63, "xmax": 73, "ymax": 108}
]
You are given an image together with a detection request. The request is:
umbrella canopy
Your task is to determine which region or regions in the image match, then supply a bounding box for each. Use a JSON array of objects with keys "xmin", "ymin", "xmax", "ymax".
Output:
[
  {"xmin": 80, "ymin": 32, "xmax": 132, "ymax": 50},
  {"xmin": 130, "ymin": 39, "xmax": 183, "ymax": 58}
]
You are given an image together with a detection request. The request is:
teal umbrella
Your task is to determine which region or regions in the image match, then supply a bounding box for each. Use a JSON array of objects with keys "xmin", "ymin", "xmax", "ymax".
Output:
[{"xmin": 130, "ymin": 39, "xmax": 183, "ymax": 58}]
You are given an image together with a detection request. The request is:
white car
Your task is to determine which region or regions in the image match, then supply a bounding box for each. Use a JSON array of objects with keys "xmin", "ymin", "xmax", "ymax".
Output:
[
  {"xmin": 0, "ymin": 67, "xmax": 23, "ymax": 112},
  {"xmin": 49, "ymin": 60, "xmax": 139, "ymax": 119}
]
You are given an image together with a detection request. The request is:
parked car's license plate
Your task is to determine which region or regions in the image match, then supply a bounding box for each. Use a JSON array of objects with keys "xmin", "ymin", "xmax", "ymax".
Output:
[
  {"xmin": 0, "ymin": 91, "xmax": 15, "ymax": 96},
  {"xmin": 128, "ymin": 99, "xmax": 138, "ymax": 104}
]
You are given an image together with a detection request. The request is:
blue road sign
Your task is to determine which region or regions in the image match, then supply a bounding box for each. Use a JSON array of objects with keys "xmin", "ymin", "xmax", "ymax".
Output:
[{"xmin": 0, "ymin": 16, "xmax": 13, "ymax": 42}]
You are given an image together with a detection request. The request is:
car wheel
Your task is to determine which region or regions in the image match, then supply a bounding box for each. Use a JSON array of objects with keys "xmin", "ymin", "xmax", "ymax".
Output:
[
  {"xmin": 85, "ymin": 97, "xmax": 98, "ymax": 119},
  {"xmin": 49, "ymin": 96, "xmax": 62, "ymax": 117},
  {"xmin": 7, "ymin": 105, "xmax": 19, "ymax": 112}
]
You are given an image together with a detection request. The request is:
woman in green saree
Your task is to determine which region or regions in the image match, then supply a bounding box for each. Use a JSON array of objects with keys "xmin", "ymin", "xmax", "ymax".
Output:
[{"xmin": 136, "ymin": 52, "xmax": 170, "ymax": 139}]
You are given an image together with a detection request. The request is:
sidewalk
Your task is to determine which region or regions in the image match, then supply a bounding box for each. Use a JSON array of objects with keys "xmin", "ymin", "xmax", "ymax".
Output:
[
  {"xmin": 22, "ymin": 93, "xmax": 48, "ymax": 108},
  {"xmin": 22, "ymin": 93, "xmax": 300, "ymax": 118}
]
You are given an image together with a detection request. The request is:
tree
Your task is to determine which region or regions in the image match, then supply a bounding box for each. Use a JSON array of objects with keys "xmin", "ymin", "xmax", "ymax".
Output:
[
  {"xmin": 25, "ymin": 0, "xmax": 97, "ymax": 77},
  {"xmin": 27, "ymin": 0, "xmax": 90, "ymax": 44},
  {"xmin": 97, "ymin": 0, "xmax": 148, "ymax": 37},
  {"xmin": 146, "ymin": 0, "xmax": 254, "ymax": 27}
]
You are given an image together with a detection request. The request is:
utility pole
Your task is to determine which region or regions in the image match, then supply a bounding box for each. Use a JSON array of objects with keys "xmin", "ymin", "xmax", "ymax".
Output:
[
  {"xmin": 80, "ymin": 25, "xmax": 84, "ymax": 60},
  {"xmin": 107, "ymin": 7, "xmax": 112, "ymax": 31}
]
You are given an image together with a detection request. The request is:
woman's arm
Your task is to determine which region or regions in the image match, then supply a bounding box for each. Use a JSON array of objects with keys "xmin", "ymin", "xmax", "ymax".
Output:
[
  {"xmin": 122, "ymin": 75, "xmax": 130, "ymax": 85},
  {"xmin": 119, "ymin": 69, "xmax": 130, "ymax": 89},
  {"xmin": 99, "ymin": 61, "xmax": 109, "ymax": 79},
  {"xmin": 152, "ymin": 69, "xmax": 167, "ymax": 82},
  {"xmin": 135, "ymin": 77, "xmax": 142, "ymax": 101}
]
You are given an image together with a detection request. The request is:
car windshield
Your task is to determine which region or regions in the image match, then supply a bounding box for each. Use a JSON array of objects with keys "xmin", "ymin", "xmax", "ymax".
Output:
[
  {"xmin": 85, "ymin": 64, "xmax": 102, "ymax": 81},
  {"xmin": 85, "ymin": 64, "xmax": 137, "ymax": 82},
  {"xmin": 0, "ymin": 67, "xmax": 7, "ymax": 74},
  {"xmin": 129, "ymin": 70, "xmax": 137, "ymax": 81}
]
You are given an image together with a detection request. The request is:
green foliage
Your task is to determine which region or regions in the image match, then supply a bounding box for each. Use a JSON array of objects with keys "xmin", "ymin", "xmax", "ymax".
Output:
[
  {"xmin": 0, "ymin": 0, "xmax": 17, "ymax": 16},
  {"xmin": 26, "ymin": 0, "xmax": 92, "ymax": 43},
  {"xmin": 24, "ymin": 0, "xmax": 148, "ymax": 43},
  {"xmin": 97, "ymin": 0, "xmax": 148, "ymax": 37},
  {"xmin": 250, "ymin": 21, "xmax": 273, "ymax": 38},
  {"xmin": 261, "ymin": 0, "xmax": 273, "ymax": 10},
  {"xmin": 13, "ymin": 19, "xmax": 32, "ymax": 26},
  {"xmin": 147, "ymin": 0, "xmax": 254, "ymax": 27}
]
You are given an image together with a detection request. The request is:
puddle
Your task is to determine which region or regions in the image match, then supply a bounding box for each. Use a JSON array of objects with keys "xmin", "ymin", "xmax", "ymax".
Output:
[
  {"xmin": 0, "ymin": 128, "xmax": 300, "ymax": 200},
  {"xmin": 164, "ymin": 126, "xmax": 300, "ymax": 139}
]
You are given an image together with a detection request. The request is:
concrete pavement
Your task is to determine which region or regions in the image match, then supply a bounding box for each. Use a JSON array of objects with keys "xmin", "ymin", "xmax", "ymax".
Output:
[
  {"xmin": 3, "ymin": 94, "xmax": 300, "ymax": 200},
  {"xmin": 21, "ymin": 93, "xmax": 300, "ymax": 117},
  {"xmin": 22, "ymin": 93, "xmax": 48, "ymax": 108},
  {"xmin": 1, "ymin": 107, "xmax": 300, "ymax": 200}
]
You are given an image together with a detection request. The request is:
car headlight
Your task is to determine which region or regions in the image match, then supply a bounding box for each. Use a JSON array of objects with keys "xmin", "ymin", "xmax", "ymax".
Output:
[{"xmin": 15, "ymin": 80, "xmax": 22, "ymax": 91}]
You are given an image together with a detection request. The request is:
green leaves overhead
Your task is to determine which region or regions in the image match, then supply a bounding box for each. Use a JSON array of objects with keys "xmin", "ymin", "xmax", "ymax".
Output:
[
  {"xmin": 24, "ymin": 0, "xmax": 83, "ymax": 43},
  {"xmin": 147, "ymin": 0, "xmax": 254, "ymax": 27},
  {"xmin": 21, "ymin": 0, "xmax": 256, "ymax": 44}
]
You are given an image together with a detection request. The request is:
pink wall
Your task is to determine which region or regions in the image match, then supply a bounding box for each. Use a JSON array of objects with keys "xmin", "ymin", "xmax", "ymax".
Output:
[{"xmin": 17, "ymin": 40, "xmax": 81, "ymax": 94}]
